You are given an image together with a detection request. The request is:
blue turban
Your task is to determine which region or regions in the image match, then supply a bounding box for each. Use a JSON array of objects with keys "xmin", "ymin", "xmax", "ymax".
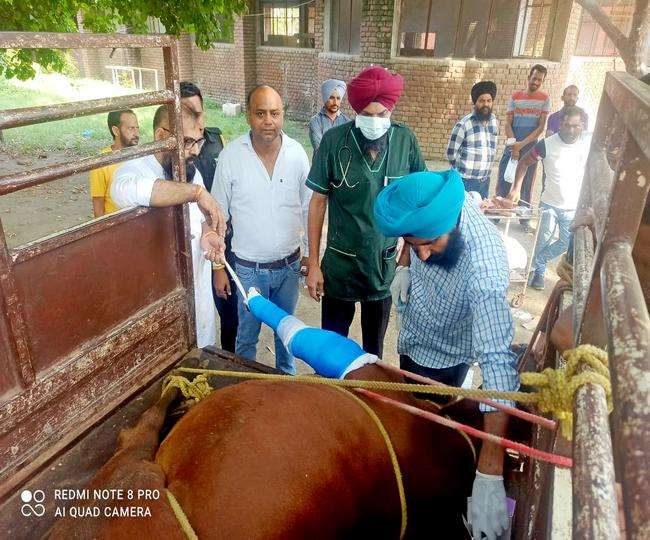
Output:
[
  {"xmin": 373, "ymin": 169, "xmax": 465, "ymax": 239},
  {"xmin": 321, "ymin": 79, "xmax": 347, "ymax": 104}
]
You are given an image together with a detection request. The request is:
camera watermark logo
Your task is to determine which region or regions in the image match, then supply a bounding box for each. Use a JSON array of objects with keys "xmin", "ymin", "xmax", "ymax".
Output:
[{"xmin": 20, "ymin": 489, "xmax": 45, "ymax": 517}]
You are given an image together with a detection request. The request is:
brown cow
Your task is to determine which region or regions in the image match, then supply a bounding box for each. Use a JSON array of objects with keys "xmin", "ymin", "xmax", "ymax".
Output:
[{"xmin": 49, "ymin": 363, "xmax": 484, "ymax": 539}]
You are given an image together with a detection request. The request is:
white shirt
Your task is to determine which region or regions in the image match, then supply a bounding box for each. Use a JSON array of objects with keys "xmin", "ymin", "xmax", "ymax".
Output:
[
  {"xmin": 212, "ymin": 132, "xmax": 311, "ymax": 263},
  {"xmin": 535, "ymin": 132, "xmax": 592, "ymax": 210},
  {"xmin": 111, "ymin": 155, "xmax": 217, "ymax": 348}
]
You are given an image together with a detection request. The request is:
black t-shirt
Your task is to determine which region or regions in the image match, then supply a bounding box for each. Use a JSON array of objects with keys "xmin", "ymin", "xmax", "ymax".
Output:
[{"xmin": 195, "ymin": 126, "xmax": 224, "ymax": 192}]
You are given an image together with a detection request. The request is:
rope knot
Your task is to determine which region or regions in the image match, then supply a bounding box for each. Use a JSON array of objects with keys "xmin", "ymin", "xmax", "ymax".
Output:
[
  {"xmin": 521, "ymin": 344, "xmax": 611, "ymax": 439},
  {"xmin": 162, "ymin": 373, "xmax": 212, "ymax": 403}
]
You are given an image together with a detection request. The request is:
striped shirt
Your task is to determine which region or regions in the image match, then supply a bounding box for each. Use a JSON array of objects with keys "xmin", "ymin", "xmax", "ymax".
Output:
[
  {"xmin": 398, "ymin": 196, "xmax": 519, "ymax": 411},
  {"xmin": 446, "ymin": 112, "xmax": 499, "ymax": 181},
  {"xmin": 508, "ymin": 89, "xmax": 550, "ymax": 141}
]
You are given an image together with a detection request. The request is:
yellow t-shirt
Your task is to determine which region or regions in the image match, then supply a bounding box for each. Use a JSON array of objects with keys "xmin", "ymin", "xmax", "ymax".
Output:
[{"xmin": 89, "ymin": 146, "xmax": 119, "ymax": 214}]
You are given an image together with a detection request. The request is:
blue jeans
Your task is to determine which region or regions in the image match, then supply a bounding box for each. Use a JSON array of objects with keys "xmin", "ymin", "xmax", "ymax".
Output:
[
  {"xmin": 235, "ymin": 259, "xmax": 301, "ymax": 374},
  {"xmin": 532, "ymin": 203, "xmax": 575, "ymax": 276}
]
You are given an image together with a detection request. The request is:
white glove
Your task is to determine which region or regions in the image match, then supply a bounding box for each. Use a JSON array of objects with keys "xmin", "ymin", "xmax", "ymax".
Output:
[
  {"xmin": 390, "ymin": 266, "xmax": 410, "ymax": 306},
  {"xmin": 390, "ymin": 266, "xmax": 410, "ymax": 329},
  {"xmin": 470, "ymin": 471, "xmax": 509, "ymax": 540}
]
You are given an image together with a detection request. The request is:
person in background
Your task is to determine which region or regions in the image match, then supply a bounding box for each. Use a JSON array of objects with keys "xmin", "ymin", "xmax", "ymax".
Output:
[
  {"xmin": 446, "ymin": 81, "xmax": 499, "ymax": 199},
  {"xmin": 374, "ymin": 169, "xmax": 517, "ymax": 540},
  {"xmin": 89, "ymin": 110, "xmax": 139, "ymax": 217},
  {"xmin": 546, "ymin": 85, "xmax": 588, "ymax": 136},
  {"xmin": 508, "ymin": 106, "xmax": 591, "ymax": 291},
  {"xmin": 495, "ymin": 65, "xmax": 550, "ymax": 232},
  {"xmin": 305, "ymin": 66, "xmax": 426, "ymax": 358},
  {"xmin": 180, "ymin": 81, "xmax": 238, "ymax": 353},
  {"xmin": 213, "ymin": 85, "xmax": 311, "ymax": 375},
  {"xmin": 308, "ymin": 79, "xmax": 350, "ymax": 153},
  {"xmin": 111, "ymin": 105, "xmax": 226, "ymax": 348}
]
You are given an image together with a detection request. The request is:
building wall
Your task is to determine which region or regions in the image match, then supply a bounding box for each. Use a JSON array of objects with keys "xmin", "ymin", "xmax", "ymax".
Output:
[
  {"xmin": 567, "ymin": 56, "xmax": 626, "ymax": 123},
  {"xmin": 68, "ymin": 1, "xmax": 628, "ymax": 159},
  {"xmin": 256, "ymin": 47, "xmax": 318, "ymax": 118},
  {"xmin": 192, "ymin": 43, "xmax": 242, "ymax": 104}
]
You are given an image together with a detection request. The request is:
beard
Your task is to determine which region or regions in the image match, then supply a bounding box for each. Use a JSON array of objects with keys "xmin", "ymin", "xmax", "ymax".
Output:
[
  {"xmin": 424, "ymin": 228, "xmax": 465, "ymax": 271},
  {"xmin": 355, "ymin": 127, "xmax": 388, "ymax": 157},
  {"xmin": 475, "ymin": 105, "xmax": 492, "ymax": 122},
  {"xmin": 161, "ymin": 153, "xmax": 197, "ymax": 182},
  {"xmin": 119, "ymin": 133, "xmax": 139, "ymax": 147}
]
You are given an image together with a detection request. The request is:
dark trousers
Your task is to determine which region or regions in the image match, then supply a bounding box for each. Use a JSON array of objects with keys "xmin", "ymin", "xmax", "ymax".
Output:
[
  {"xmin": 400, "ymin": 354, "xmax": 470, "ymax": 387},
  {"xmin": 462, "ymin": 176, "xmax": 490, "ymax": 199},
  {"xmin": 211, "ymin": 231, "xmax": 238, "ymax": 353},
  {"xmin": 212, "ymin": 273, "xmax": 239, "ymax": 353},
  {"xmin": 321, "ymin": 296, "xmax": 392, "ymax": 358}
]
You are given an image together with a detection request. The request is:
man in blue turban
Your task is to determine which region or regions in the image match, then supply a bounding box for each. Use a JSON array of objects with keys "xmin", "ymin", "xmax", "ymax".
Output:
[
  {"xmin": 374, "ymin": 169, "xmax": 519, "ymax": 540},
  {"xmin": 308, "ymin": 79, "xmax": 350, "ymax": 153}
]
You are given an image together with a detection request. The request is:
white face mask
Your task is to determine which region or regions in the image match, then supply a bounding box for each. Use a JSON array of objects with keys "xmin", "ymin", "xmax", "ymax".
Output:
[{"xmin": 355, "ymin": 115, "xmax": 391, "ymax": 140}]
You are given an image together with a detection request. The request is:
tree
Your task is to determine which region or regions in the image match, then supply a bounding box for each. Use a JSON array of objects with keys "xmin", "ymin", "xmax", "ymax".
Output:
[
  {"xmin": 575, "ymin": 0, "xmax": 649, "ymax": 75},
  {"xmin": 0, "ymin": 0, "xmax": 248, "ymax": 80}
]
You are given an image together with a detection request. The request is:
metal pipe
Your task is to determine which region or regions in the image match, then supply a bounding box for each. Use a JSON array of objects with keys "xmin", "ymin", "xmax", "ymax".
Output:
[
  {"xmin": 572, "ymin": 226, "xmax": 620, "ymax": 539},
  {"xmin": 0, "ymin": 90, "xmax": 174, "ymax": 130},
  {"xmin": 0, "ymin": 31, "xmax": 175, "ymax": 49},
  {"xmin": 601, "ymin": 246, "xmax": 650, "ymax": 539},
  {"xmin": 0, "ymin": 138, "xmax": 176, "ymax": 196}
]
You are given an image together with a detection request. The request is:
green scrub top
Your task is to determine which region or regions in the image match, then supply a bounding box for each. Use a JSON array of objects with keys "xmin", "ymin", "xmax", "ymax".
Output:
[{"xmin": 306, "ymin": 122, "xmax": 426, "ymax": 301}]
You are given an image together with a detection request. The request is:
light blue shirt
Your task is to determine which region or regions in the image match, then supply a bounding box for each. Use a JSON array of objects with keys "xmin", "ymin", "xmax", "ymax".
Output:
[{"xmin": 398, "ymin": 196, "xmax": 519, "ymax": 411}]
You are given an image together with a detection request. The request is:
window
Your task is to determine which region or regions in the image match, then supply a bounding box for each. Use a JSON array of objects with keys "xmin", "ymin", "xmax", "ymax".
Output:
[
  {"xmin": 513, "ymin": 0, "xmax": 558, "ymax": 58},
  {"xmin": 259, "ymin": 0, "xmax": 315, "ymax": 48},
  {"xmin": 397, "ymin": 0, "xmax": 557, "ymax": 59},
  {"xmin": 330, "ymin": 0, "xmax": 362, "ymax": 54},
  {"xmin": 575, "ymin": 1, "xmax": 634, "ymax": 56},
  {"xmin": 147, "ymin": 18, "xmax": 166, "ymax": 34}
]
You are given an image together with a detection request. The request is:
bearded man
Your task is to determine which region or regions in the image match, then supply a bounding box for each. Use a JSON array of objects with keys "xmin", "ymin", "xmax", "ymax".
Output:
[
  {"xmin": 111, "ymin": 105, "xmax": 226, "ymax": 348},
  {"xmin": 374, "ymin": 169, "xmax": 519, "ymax": 540},
  {"xmin": 446, "ymin": 80, "xmax": 499, "ymax": 200},
  {"xmin": 89, "ymin": 109, "xmax": 140, "ymax": 217},
  {"xmin": 305, "ymin": 66, "xmax": 426, "ymax": 358}
]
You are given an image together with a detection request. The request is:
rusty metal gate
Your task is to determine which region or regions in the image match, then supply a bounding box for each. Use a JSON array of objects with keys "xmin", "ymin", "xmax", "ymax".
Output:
[
  {"xmin": 0, "ymin": 32, "xmax": 195, "ymax": 501},
  {"xmin": 569, "ymin": 71, "xmax": 649, "ymax": 540}
]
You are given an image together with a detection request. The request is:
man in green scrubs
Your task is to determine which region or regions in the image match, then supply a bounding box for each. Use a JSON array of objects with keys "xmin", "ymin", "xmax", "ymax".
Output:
[{"xmin": 305, "ymin": 66, "xmax": 426, "ymax": 357}]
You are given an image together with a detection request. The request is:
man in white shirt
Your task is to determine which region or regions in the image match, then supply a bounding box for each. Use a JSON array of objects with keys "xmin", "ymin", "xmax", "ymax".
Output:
[
  {"xmin": 111, "ymin": 105, "xmax": 226, "ymax": 347},
  {"xmin": 508, "ymin": 106, "xmax": 591, "ymax": 291},
  {"xmin": 213, "ymin": 85, "xmax": 311, "ymax": 374}
]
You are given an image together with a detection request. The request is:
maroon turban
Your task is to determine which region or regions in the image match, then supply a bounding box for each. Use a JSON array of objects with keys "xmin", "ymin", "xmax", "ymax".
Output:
[{"xmin": 347, "ymin": 66, "xmax": 404, "ymax": 113}]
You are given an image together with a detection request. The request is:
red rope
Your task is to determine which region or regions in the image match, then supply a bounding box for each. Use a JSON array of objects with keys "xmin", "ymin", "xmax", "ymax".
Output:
[
  {"xmin": 376, "ymin": 361, "xmax": 557, "ymax": 431},
  {"xmin": 357, "ymin": 388, "xmax": 573, "ymax": 469}
]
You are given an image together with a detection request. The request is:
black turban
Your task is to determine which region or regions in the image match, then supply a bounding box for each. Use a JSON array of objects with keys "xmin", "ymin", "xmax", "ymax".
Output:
[{"xmin": 471, "ymin": 81, "xmax": 497, "ymax": 103}]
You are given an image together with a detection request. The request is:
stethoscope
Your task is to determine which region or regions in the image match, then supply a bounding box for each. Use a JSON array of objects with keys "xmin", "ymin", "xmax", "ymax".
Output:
[{"xmin": 333, "ymin": 126, "xmax": 393, "ymax": 189}]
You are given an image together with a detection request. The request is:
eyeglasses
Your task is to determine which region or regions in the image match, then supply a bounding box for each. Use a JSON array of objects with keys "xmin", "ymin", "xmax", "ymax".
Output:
[{"xmin": 160, "ymin": 127, "xmax": 205, "ymax": 151}]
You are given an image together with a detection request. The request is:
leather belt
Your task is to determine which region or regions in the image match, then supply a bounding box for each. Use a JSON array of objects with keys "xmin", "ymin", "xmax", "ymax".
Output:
[{"xmin": 234, "ymin": 248, "xmax": 300, "ymax": 270}]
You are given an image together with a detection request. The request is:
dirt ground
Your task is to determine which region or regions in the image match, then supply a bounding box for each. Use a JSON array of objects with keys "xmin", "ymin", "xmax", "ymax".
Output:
[{"xmin": 0, "ymin": 149, "xmax": 557, "ymax": 374}]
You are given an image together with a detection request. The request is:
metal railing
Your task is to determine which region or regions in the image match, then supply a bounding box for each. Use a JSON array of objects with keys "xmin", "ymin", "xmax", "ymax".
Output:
[
  {"xmin": 572, "ymin": 71, "xmax": 650, "ymax": 540},
  {"xmin": 0, "ymin": 30, "xmax": 193, "ymax": 397}
]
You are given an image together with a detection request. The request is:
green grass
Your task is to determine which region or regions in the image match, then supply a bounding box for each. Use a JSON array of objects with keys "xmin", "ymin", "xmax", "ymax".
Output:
[{"xmin": 0, "ymin": 73, "xmax": 310, "ymax": 156}]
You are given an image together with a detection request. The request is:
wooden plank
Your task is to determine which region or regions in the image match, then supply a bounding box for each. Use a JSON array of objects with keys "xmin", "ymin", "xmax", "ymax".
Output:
[{"xmin": 0, "ymin": 31, "xmax": 175, "ymax": 49}]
